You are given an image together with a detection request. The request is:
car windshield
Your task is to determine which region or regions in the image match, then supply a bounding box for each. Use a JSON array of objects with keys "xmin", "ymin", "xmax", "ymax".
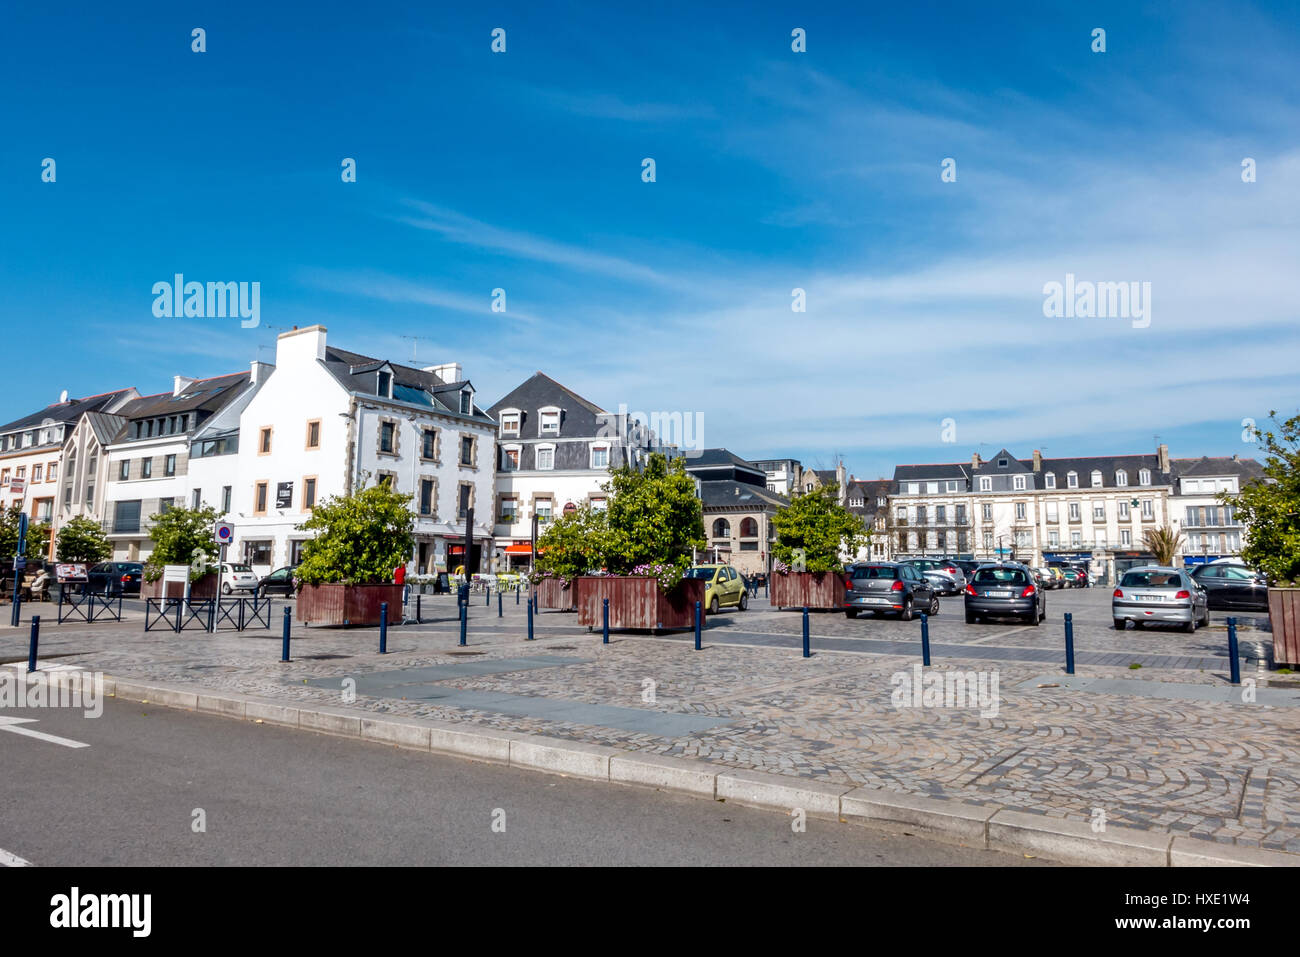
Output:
[
  {"xmin": 1120, "ymin": 570, "xmax": 1183, "ymax": 588},
  {"xmin": 853, "ymin": 566, "xmax": 898, "ymax": 580},
  {"xmin": 229, "ymin": 564, "xmax": 253, "ymax": 573},
  {"xmin": 973, "ymin": 568, "xmax": 1029, "ymax": 585},
  {"xmin": 685, "ymin": 568, "xmax": 717, "ymax": 579}
]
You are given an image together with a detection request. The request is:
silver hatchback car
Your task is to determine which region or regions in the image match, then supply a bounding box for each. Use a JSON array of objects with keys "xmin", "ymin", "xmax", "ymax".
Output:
[{"xmin": 1112, "ymin": 566, "xmax": 1209, "ymax": 632}]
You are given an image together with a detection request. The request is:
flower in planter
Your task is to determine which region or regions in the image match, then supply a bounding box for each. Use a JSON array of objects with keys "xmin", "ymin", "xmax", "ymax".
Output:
[
  {"xmin": 771, "ymin": 558, "xmax": 792, "ymax": 575},
  {"xmin": 631, "ymin": 562, "xmax": 687, "ymax": 593}
]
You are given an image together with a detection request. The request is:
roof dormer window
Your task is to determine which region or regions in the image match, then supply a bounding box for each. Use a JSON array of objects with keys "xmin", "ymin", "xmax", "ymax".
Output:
[
  {"xmin": 1067, "ymin": 471, "xmax": 1078, "ymax": 488},
  {"xmin": 539, "ymin": 407, "xmax": 561, "ymax": 436},
  {"xmin": 1091, "ymin": 469, "xmax": 1103, "ymax": 487},
  {"xmin": 997, "ymin": 458, "xmax": 1008, "ymax": 468},
  {"xmin": 460, "ymin": 389, "xmax": 472, "ymax": 415},
  {"xmin": 1139, "ymin": 468, "xmax": 1151, "ymax": 486},
  {"xmin": 377, "ymin": 371, "xmax": 392, "ymax": 398}
]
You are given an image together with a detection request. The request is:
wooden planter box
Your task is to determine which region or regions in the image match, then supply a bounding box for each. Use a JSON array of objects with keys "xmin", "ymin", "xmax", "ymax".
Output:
[
  {"xmin": 297, "ymin": 583, "xmax": 403, "ymax": 627},
  {"xmin": 534, "ymin": 578, "xmax": 577, "ymax": 612},
  {"xmin": 141, "ymin": 572, "xmax": 218, "ymax": 600},
  {"xmin": 770, "ymin": 571, "xmax": 846, "ymax": 610},
  {"xmin": 1268, "ymin": 588, "xmax": 1300, "ymax": 666},
  {"xmin": 576, "ymin": 576, "xmax": 707, "ymax": 632}
]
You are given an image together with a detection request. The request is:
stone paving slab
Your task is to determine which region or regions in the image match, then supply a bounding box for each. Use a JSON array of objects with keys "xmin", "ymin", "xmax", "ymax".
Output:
[
  {"xmin": 4, "ymin": 590, "xmax": 1298, "ymax": 853},
  {"xmin": 1018, "ymin": 674, "xmax": 1300, "ymax": 706}
]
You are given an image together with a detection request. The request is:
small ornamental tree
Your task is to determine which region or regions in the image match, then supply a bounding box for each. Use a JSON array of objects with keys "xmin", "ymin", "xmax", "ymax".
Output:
[
  {"xmin": 56, "ymin": 516, "xmax": 112, "ymax": 563},
  {"xmin": 1226, "ymin": 411, "xmax": 1300, "ymax": 583},
  {"xmin": 144, "ymin": 505, "xmax": 223, "ymax": 582},
  {"xmin": 1142, "ymin": 524, "xmax": 1184, "ymax": 567},
  {"xmin": 25, "ymin": 521, "xmax": 53, "ymax": 560},
  {"xmin": 603, "ymin": 453, "xmax": 705, "ymax": 579},
  {"xmin": 771, "ymin": 484, "xmax": 867, "ymax": 573},
  {"xmin": 0, "ymin": 504, "xmax": 24, "ymax": 559},
  {"xmin": 534, "ymin": 503, "xmax": 612, "ymax": 584},
  {"xmin": 294, "ymin": 482, "xmax": 414, "ymax": 586}
]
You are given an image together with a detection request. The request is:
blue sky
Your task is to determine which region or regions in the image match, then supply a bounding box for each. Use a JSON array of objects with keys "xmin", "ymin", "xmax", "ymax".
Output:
[{"xmin": 2, "ymin": 0, "xmax": 1298, "ymax": 479}]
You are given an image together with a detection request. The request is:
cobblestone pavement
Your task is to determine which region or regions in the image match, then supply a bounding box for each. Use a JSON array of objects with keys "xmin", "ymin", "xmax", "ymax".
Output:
[{"xmin": 4, "ymin": 589, "xmax": 1297, "ymax": 852}]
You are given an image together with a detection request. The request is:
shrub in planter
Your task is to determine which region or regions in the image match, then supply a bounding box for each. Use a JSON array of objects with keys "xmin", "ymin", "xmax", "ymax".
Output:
[
  {"xmin": 142, "ymin": 505, "xmax": 223, "ymax": 585},
  {"xmin": 294, "ymin": 482, "xmax": 414, "ymax": 626},
  {"xmin": 768, "ymin": 485, "xmax": 866, "ymax": 609}
]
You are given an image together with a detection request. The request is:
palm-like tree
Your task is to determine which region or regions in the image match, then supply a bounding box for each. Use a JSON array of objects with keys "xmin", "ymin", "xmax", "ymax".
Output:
[{"xmin": 1143, "ymin": 524, "xmax": 1184, "ymax": 566}]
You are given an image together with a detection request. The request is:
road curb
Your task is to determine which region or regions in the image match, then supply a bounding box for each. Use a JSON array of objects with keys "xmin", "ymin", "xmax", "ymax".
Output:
[{"xmin": 73, "ymin": 670, "xmax": 1299, "ymax": 867}]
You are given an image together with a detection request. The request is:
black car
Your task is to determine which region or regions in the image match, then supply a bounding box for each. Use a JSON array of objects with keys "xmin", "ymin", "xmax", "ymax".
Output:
[
  {"xmin": 86, "ymin": 561, "xmax": 144, "ymax": 596},
  {"xmin": 255, "ymin": 566, "xmax": 298, "ymax": 598},
  {"xmin": 964, "ymin": 562, "xmax": 1046, "ymax": 625},
  {"xmin": 843, "ymin": 562, "xmax": 938, "ymax": 620},
  {"xmin": 1190, "ymin": 563, "xmax": 1270, "ymax": 612}
]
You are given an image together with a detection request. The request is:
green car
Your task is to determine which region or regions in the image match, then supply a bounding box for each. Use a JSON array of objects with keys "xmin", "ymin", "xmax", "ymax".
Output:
[{"xmin": 685, "ymin": 565, "xmax": 749, "ymax": 614}]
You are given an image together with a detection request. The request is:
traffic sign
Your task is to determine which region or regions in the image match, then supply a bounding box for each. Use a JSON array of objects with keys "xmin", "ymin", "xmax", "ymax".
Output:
[
  {"xmin": 214, "ymin": 521, "xmax": 235, "ymax": 545},
  {"xmin": 9, "ymin": 477, "xmax": 25, "ymax": 495}
]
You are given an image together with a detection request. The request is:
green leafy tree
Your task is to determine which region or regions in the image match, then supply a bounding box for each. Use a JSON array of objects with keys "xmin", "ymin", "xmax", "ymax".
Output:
[
  {"xmin": 56, "ymin": 516, "xmax": 112, "ymax": 563},
  {"xmin": 25, "ymin": 521, "xmax": 53, "ymax": 560},
  {"xmin": 534, "ymin": 503, "xmax": 613, "ymax": 583},
  {"xmin": 771, "ymin": 484, "xmax": 867, "ymax": 573},
  {"xmin": 602, "ymin": 453, "xmax": 705, "ymax": 575},
  {"xmin": 0, "ymin": 504, "xmax": 25, "ymax": 559},
  {"xmin": 143, "ymin": 504, "xmax": 223, "ymax": 582},
  {"xmin": 295, "ymin": 482, "xmax": 414, "ymax": 585},
  {"xmin": 1225, "ymin": 411, "xmax": 1300, "ymax": 583},
  {"xmin": 1142, "ymin": 524, "xmax": 1183, "ymax": 567}
]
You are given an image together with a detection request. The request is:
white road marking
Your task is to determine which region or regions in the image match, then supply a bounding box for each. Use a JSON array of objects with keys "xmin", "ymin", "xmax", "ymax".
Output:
[
  {"xmin": 967, "ymin": 626, "xmax": 1033, "ymax": 645},
  {"xmin": 0, "ymin": 716, "xmax": 90, "ymax": 749},
  {"xmin": 0, "ymin": 848, "xmax": 33, "ymax": 867}
]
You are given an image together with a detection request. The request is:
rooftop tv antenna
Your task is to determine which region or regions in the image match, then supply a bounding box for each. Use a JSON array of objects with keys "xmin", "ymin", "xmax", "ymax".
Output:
[{"xmin": 399, "ymin": 335, "xmax": 437, "ymax": 364}]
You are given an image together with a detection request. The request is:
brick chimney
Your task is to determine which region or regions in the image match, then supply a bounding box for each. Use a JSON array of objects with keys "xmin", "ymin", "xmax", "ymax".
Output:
[
  {"xmin": 1032, "ymin": 449, "xmax": 1042, "ymax": 472},
  {"xmin": 1157, "ymin": 443, "xmax": 1169, "ymax": 473},
  {"xmin": 836, "ymin": 461, "xmax": 847, "ymax": 505},
  {"xmin": 971, "ymin": 452, "xmax": 982, "ymax": 469}
]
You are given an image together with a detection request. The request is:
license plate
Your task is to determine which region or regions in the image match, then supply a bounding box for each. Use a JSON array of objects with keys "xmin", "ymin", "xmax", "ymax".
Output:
[
  {"xmin": 985, "ymin": 591, "xmax": 1012, "ymax": 598},
  {"xmin": 862, "ymin": 597, "xmax": 890, "ymax": 604},
  {"xmin": 1137, "ymin": 593, "xmax": 1165, "ymax": 602}
]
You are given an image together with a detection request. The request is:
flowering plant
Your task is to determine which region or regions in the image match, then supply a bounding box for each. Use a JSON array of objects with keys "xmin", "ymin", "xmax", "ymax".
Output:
[
  {"xmin": 631, "ymin": 561, "xmax": 686, "ymax": 592},
  {"xmin": 771, "ymin": 558, "xmax": 792, "ymax": 575}
]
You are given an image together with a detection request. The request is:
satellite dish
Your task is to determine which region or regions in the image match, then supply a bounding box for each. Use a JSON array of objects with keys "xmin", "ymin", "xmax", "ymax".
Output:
[{"xmin": 59, "ymin": 390, "xmax": 68, "ymax": 403}]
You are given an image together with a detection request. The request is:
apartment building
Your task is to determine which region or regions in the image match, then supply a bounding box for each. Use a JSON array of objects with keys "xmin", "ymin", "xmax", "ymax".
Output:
[
  {"xmin": 685, "ymin": 449, "xmax": 786, "ymax": 576},
  {"xmin": 847, "ymin": 477, "xmax": 892, "ymax": 561},
  {"xmin": 1170, "ymin": 455, "xmax": 1264, "ymax": 564},
  {"xmin": 0, "ymin": 388, "xmax": 138, "ymax": 556},
  {"xmin": 486, "ymin": 372, "xmax": 656, "ymax": 571},
  {"xmin": 102, "ymin": 373, "xmax": 261, "ymax": 562},
  {"xmin": 229, "ymin": 325, "xmax": 498, "ymax": 577},
  {"xmin": 749, "ymin": 458, "xmax": 803, "ymax": 496}
]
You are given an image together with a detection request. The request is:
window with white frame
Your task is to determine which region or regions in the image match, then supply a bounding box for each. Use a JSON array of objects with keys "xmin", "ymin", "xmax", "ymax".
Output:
[
  {"xmin": 1091, "ymin": 470, "xmax": 1102, "ymax": 487},
  {"xmin": 590, "ymin": 444, "xmax": 609, "ymax": 469},
  {"xmin": 539, "ymin": 408, "xmax": 560, "ymax": 436},
  {"xmin": 1139, "ymin": 469, "xmax": 1151, "ymax": 485},
  {"xmin": 1046, "ymin": 502, "xmax": 1059, "ymax": 523},
  {"xmin": 1048, "ymin": 530, "xmax": 1060, "ymax": 546},
  {"xmin": 1069, "ymin": 502, "xmax": 1081, "ymax": 521},
  {"xmin": 1067, "ymin": 471, "xmax": 1078, "ymax": 488},
  {"xmin": 535, "ymin": 499, "xmax": 553, "ymax": 523},
  {"xmin": 1119, "ymin": 501, "xmax": 1130, "ymax": 519},
  {"xmin": 1121, "ymin": 529, "xmax": 1132, "ymax": 545},
  {"xmin": 1015, "ymin": 502, "xmax": 1026, "ymax": 520},
  {"xmin": 535, "ymin": 445, "xmax": 555, "ymax": 470},
  {"xmin": 499, "ymin": 410, "xmax": 520, "ymax": 435},
  {"xmin": 1142, "ymin": 499, "xmax": 1154, "ymax": 518},
  {"xmin": 501, "ymin": 446, "xmax": 520, "ymax": 471},
  {"xmin": 1045, "ymin": 473, "xmax": 1056, "ymax": 489},
  {"xmin": 982, "ymin": 503, "xmax": 992, "ymax": 520},
  {"xmin": 1092, "ymin": 501, "xmax": 1105, "ymax": 520},
  {"xmin": 979, "ymin": 476, "xmax": 992, "ymax": 491},
  {"xmin": 1013, "ymin": 475, "xmax": 1026, "ymax": 491},
  {"xmin": 1115, "ymin": 470, "xmax": 1128, "ymax": 486},
  {"xmin": 1071, "ymin": 531, "xmax": 1082, "ymax": 547}
]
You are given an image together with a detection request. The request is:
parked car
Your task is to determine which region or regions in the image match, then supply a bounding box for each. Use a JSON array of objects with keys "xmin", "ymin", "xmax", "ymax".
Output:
[
  {"xmin": 1112, "ymin": 566, "xmax": 1209, "ymax": 632},
  {"xmin": 86, "ymin": 561, "xmax": 144, "ymax": 596},
  {"xmin": 906, "ymin": 559, "xmax": 967, "ymax": 595},
  {"xmin": 1033, "ymin": 567, "xmax": 1058, "ymax": 590},
  {"xmin": 685, "ymin": 564, "xmax": 748, "ymax": 614},
  {"xmin": 843, "ymin": 562, "xmax": 938, "ymax": 620},
  {"xmin": 964, "ymin": 563, "xmax": 1046, "ymax": 625},
  {"xmin": 255, "ymin": 566, "xmax": 299, "ymax": 598},
  {"xmin": 220, "ymin": 562, "xmax": 259, "ymax": 595},
  {"xmin": 1189, "ymin": 563, "xmax": 1270, "ymax": 612},
  {"xmin": 1059, "ymin": 567, "xmax": 1083, "ymax": 588}
]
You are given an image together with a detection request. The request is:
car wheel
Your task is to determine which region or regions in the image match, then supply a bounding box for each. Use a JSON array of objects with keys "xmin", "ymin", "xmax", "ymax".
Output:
[
  {"xmin": 900, "ymin": 597, "xmax": 913, "ymax": 621},
  {"xmin": 710, "ymin": 596, "xmax": 719, "ymax": 615},
  {"xmin": 1183, "ymin": 618, "xmax": 1196, "ymax": 633},
  {"xmin": 1027, "ymin": 610, "xmax": 1039, "ymax": 626},
  {"xmin": 739, "ymin": 593, "xmax": 748, "ymax": 611},
  {"xmin": 965, "ymin": 610, "xmax": 976, "ymax": 624},
  {"xmin": 845, "ymin": 609, "xmax": 858, "ymax": 619},
  {"xmin": 1113, "ymin": 618, "xmax": 1125, "ymax": 630},
  {"xmin": 1039, "ymin": 603, "xmax": 1046, "ymax": 622},
  {"xmin": 929, "ymin": 596, "xmax": 940, "ymax": 616},
  {"xmin": 221, "ymin": 583, "xmax": 232, "ymax": 595}
]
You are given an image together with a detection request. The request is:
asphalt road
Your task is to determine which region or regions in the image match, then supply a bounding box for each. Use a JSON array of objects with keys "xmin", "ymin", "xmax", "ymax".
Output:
[{"xmin": 0, "ymin": 697, "xmax": 1050, "ymax": 866}]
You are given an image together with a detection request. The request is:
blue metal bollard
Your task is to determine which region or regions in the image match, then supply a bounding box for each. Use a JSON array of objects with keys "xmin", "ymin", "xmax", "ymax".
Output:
[
  {"xmin": 603, "ymin": 598, "xmax": 610, "ymax": 644},
  {"xmin": 485, "ymin": 586, "xmax": 490, "ymax": 607},
  {"xmin": 459, "ymin": 599, "xmax": 467, "ymax": 646},
  {"xmin": 416, "ymin": 594, "xmax": 422, "ymax": 624},
  {"xmin": 695, "ymin": 601, "xmax": 702, "ymax": 650},
  {"xmin": 1064, "ymin": 612, "xmax": 1075, "ymax": 675},
  {"xmin": 527, "ymin": 596, "xmax": 534, "ymax": 641},
  {"xmin": 379, "ymin": 603, "xmax": 388, "ymax": 654},
  {"xmin": 281, "ymin": 606, "xmax": 291, "ymax": 662},
  {"xmin": 1227, "ymin": 617, "xmax": 1241, "ymax": 685},
  {"xmin": 516, "ymin": 586, "xmax": 520, "ymax": 605},
  {"xmin": 27, "ymin": 616, "xmax": 39, "ymax": 673},
  {"xmin": 498, "ymin": 589, "xmax": 503, "ymax": 618},
  {"xmin": 920, "ymin": 612, "xmax": 931, "ymax": 667},
  {"xmin": 802, "ymin": 606, "xmax": 810, "ymax": 658}
]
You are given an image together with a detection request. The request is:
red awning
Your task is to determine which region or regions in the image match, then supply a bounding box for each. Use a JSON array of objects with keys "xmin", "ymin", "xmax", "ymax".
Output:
[{"xmin": 504, "ymin": 544, "xmax": 533, "ymax": 555}]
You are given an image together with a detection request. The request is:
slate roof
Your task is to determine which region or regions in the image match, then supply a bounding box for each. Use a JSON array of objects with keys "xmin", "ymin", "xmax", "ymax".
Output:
[
  {"xmin": 118, "ymin": 373, "xmax": 248, "ymax": 420},
  {"xmin": 1172, "ymin": 456, "xmax": 1265, "ymax": 480},
  {"xmin": 892, "ymin": 462, "xmax": 972, "ymax": 483},
  {"xmin": 698, "ymin": 480, "xmax": 788, "ymax": 510},
  {"xmin": 0, "ymin": 388, "xmax": 136, "ymax": 435},
  {"xmin": 1037, "ymin": 453, "xmax": 1171, "ymax": 489},
  {"xmin": 322, "ymin": 347, "xmax": 494, "ymax": 424}
]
